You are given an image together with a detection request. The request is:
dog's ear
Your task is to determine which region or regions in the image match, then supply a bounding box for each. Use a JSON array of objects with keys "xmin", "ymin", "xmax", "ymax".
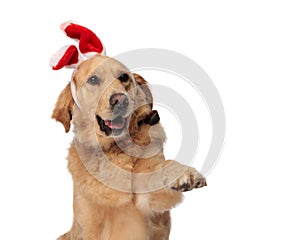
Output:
[
  {"xmin": 133, "ymin": 73, "xmax": 153, "ymax": 109},
  {"xmin": 52, "ymin": 83, "xmax": 74, "ymax": 132}
]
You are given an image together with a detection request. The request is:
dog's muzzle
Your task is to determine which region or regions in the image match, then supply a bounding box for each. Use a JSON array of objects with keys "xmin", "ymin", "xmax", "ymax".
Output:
[
  {"xmin": 96, "ymin": 92, "xmax": 160, "ymax": 137},
  {"xmin": 96, "ymin": 93, "xmax": 129, "ymax": 136}
]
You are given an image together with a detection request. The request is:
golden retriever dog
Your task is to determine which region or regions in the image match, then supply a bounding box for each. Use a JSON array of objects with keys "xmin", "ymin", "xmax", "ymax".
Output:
[{"xmin": 52, "ymin": 54, "xmax": 206, "ymax": 240}]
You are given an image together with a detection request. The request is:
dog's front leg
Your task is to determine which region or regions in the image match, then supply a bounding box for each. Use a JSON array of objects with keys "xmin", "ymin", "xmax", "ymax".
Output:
[
  {"xmin": 133, "ymin": 160, "xmax": 206, "ymax": 193},
  {"xmin": 134, "ymin": 160, "xmax": 206, "ymax": 191},
  {"xmin": 133, "ymin": 160, "xmax": 206, "ymax": 212}
]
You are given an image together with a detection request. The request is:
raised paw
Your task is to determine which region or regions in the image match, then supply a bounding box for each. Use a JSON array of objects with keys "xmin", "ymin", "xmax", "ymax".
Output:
[{"xmin": 171, "ymin": 167, "xmax": 207, "ymax": 192}]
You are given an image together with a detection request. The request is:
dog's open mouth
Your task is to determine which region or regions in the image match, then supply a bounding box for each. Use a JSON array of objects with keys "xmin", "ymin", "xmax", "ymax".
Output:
[
  {"xmin": 96, "ymin": 115, "xmax": 127, "ymax": 136},
  {"xmin": 105, "ymin": 116, "xmax": 126, "ymax": 130}
]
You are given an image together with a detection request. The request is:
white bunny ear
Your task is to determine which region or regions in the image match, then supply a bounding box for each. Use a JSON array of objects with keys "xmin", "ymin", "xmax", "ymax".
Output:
[
  {"xmin": 60, "ymin": 21, "xmax": 106, "ymax": 57},
  {"xmin": 50, "ymin": 45, "xmax": 83, "ymax": 70}
]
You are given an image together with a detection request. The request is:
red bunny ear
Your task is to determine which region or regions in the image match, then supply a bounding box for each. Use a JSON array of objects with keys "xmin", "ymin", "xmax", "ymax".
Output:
[
  {"xmin": 50, "ymin": 45, "xmax": 82, "ymax": 70},
  {"xmin": 61, "ymin": 21, "xmax": 105, "ymax": 57}
]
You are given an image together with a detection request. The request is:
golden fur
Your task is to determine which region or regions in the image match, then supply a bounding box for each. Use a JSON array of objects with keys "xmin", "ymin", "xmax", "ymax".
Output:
[{"xmin": 52, "ymin": 55, "xmax": 206, "ymax": 240}]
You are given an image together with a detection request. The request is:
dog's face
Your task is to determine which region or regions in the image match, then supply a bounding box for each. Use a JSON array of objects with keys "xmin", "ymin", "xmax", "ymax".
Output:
[
  {"xmin": 74, "ymin": 55, "xmax": 137, "ymax": 137},
  {"xmin": 52, "ymin": 55, "xmax": 154, "ymax": 145}
]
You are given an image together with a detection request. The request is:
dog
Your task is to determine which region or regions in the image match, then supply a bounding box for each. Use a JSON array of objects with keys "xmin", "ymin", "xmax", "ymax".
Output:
[{"xmin": 52, "ymin": 55, "xmax": 206, "ymax": 240}]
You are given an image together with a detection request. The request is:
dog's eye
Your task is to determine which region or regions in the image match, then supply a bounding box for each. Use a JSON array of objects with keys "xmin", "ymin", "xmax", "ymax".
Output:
[
  {"xmin": 87, "ymin": 75, "xmax": 100, "ymax": 85},
  {"xmin": 118, "ymin": 73, "xmax": 129, "ymax": 83}
]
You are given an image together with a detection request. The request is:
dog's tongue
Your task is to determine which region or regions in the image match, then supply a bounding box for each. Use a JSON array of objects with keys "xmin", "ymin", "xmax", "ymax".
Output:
[{"xmin": 105, "ymin": 117, "xmax": 126, "ymax": 129}]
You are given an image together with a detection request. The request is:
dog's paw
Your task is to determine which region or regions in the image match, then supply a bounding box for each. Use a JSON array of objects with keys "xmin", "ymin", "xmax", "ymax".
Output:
[{"xmin": 171, "ymin": 167, "xmax": 207, "ymax": 192}]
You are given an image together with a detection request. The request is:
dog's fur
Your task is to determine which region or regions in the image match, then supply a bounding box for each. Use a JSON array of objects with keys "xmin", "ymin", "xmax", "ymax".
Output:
[{"xmin": 52, "ymin": 55, "xmax": 206, "ymax": 240}]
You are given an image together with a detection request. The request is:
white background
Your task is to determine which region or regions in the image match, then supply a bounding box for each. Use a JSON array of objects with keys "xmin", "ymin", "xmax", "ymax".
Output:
[{"xmin": 0, "ymin": 0, "xmax": 299, "ymax": 239}]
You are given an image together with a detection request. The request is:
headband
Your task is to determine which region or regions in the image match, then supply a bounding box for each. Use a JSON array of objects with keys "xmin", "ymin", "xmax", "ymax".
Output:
[
  {"xmin": 50, "ymin": 21, "xmax": 105, "ymax": 70},
  {"xmin": 50, "ymin": 21, "xmax": 106, "ymax": 109}
]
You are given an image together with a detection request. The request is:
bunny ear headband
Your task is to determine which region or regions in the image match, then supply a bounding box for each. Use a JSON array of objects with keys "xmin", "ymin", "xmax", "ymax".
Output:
[
  {"xmin": 50, "ymin": 21, "xmax": 106, "ymax": 109},
  {"xmin": 50, "ymin": 21, "xmax": 105, "ymax": 70}
]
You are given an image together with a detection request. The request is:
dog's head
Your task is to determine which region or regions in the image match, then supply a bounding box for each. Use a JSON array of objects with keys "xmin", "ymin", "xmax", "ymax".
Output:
[{"xmin": 52, "ymin": 55, "xmax": 155, "ymax": 147}]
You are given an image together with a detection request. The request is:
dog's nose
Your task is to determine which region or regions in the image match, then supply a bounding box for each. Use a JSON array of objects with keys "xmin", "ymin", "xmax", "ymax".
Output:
[{"xmin": 110, "ymin": 93, "xmax": 129, "ymax": 114}]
